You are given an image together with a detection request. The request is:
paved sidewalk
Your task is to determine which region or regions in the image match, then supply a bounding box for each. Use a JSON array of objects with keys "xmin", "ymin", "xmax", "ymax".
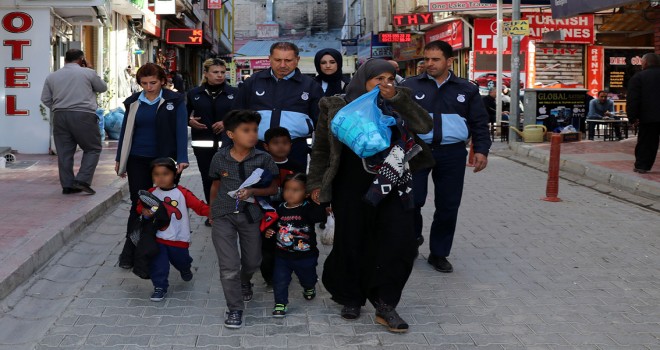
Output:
[
  {"xmin": 0, "ymin": 141, "xmax": 127, "ymax": 299},
  {"xmin": 502, "ymin": 137, "xmax": 660, "ymax": 203},
  {"xmin": 2, "ymin": 151, "xmax": 660, "ymax": 349}
]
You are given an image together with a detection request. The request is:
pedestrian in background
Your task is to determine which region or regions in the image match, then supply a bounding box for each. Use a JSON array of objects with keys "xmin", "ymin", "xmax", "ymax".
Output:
[
  {"xmin": 314, "ymin": 48, "xmax": 350, "ymax": 97},
  {"xmin": 401, "ymin": 40, "xmax": 491, "ymax": 274},
  {"xmin": 627, "ymin": 52, "xmax": 660, "ymax": 174},
  {"xmin": 233, "ymin": 42, "xmax": 323, "ymax": 168},
  {"xmin": 587, "ymin": 91, "xmax": 621, "ymax": 141},
  {"xmin": 416, "ymin": 60, "xmax": 426, "ymax": 76},
  {"xmin": 308, "ymin": 59, "xmax": 433, "ymax": 332},
  {"xmin": 187, "ymin": 58, "xmax": 238, "ymax": 226},
  {"xmin": 41, "ymin": 49, "xmax": 108, "ymax": 195},
  {"xmin": 387, "ymin": 60, "xmax": 404, "ymax": 84},
  {"xmin": 115, "ymin": 63, "xmax": 189, "ymax": 269}
]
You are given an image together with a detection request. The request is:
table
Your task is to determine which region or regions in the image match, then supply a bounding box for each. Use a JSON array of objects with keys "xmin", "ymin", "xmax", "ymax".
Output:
[{"xmin": 586, "ymin": 118, "xmax": 628, "ymax": 141}]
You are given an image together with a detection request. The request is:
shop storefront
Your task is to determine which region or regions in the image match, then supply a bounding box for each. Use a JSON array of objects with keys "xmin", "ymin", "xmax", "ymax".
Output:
[
  {"xmin": 392, "ymin": 34, "xmax": 425, "ymax": 77},
  {"xmin": 357, "ymin": 32, "xmax": 393, "ymax": 65}
]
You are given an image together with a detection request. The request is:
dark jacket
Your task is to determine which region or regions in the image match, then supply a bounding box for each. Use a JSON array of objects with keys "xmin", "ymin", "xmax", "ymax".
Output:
[
  {"xmin": 131, "ymin": 205, "xmax": 170, "ymax": 279},
  {"xmin": 186, "ymin": 83, "xmax": 238, "ymax": 145},
  {"xmin": 233, "ymin": 68, "xmax": 324, "ymax": 141},
  {"xmin": 307, "ymin": 87, "xmax": 434, "ymax": 203},
  {"xmin": 116, "ymin": 89, "xmax": 188, "ymax": 174},
  {"xmin": 627, "ymin": 66, "xmax": 660, "ymax": 124},
  {"xmin": 401, "ymin": 73, "xmax": 492, "ymax": 156}
]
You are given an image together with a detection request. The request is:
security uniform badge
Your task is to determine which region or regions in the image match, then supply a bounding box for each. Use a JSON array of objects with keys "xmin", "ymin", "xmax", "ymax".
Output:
[
  {"xmin": 166, "ymin": 102, "xmax": 174, "ymax": 110},
  {"xmin": 227, "ymin": 94, "xmax": 234, "ymax": 100},
  {"xmin": 457, "ymin": 94, "xmax": 466, "ymax": 103},
  {"xmin": 415, "ymin": 93, "xmax": 425, "ymax": 100},
  {"xmin": 301, "ymin": 92, "xmax": 309, "ymax": 101}
]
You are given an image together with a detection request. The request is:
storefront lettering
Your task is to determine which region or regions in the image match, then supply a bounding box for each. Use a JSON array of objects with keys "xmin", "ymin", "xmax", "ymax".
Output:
[
  {"xmin": 540, "ymin": 47, "xmax": 578, "ymax": 55},
  {"xmin": 609, "ymin": 57, "xmax": 626, "ymax": 65},
  {"xmin": 2, "ymin": 11, "xmax": 32, "ymax": 116}
]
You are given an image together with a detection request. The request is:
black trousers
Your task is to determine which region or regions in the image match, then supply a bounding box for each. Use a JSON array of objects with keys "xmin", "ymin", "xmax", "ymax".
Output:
[
  {"xmin": 192, "ymin": 146, "xmax": 217, "ymax": 203},
  {"xmin": 635, "ymin": 122, "xmax": 660, "ymax": 171}
]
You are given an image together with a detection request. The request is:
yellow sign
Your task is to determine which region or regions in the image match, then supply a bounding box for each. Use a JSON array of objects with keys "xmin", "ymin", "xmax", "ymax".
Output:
[{"xmin": 507, "ymin": 20, "xmax": 529, "ymax": 36}]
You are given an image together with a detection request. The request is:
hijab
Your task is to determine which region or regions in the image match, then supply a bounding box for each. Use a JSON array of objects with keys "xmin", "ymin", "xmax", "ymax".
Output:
[
  {"xmin": 314, "ymin": 48, "xmax": 347, "ymax": 96},
  {"xmin": 344, "ymin": 59, "xmax": 396, "ymax": 103}
]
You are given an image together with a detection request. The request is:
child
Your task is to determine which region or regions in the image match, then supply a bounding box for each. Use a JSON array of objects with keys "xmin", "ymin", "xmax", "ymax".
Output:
[
  {"xmin": 265, "ymin": 173, "xmax": 326, "ymax": 317},
  {"xmin": 209, "ymin": 110, "xmax": 279, "ymax": 329},
  {"xmin": 137, "ymin": 158, "xmax": 210, "ymax": 302},
  {"xmin": 260, "ymin": 127, "xmax": 306, "ymax": 286}
]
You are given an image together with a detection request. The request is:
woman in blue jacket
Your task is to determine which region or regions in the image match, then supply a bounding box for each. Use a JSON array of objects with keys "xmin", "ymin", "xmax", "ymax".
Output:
[{"xmin": 115, "ymin": 63, "xmax": 189, "ymax": 269}]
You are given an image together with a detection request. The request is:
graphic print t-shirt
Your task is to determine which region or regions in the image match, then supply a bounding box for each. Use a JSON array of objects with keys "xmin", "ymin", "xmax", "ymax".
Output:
[{"xmin": 274, "ymin": 201, "xmax": 326, "ymax": 259}]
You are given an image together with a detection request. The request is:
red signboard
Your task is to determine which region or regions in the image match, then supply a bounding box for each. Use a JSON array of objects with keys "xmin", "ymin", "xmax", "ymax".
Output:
[
  {"xmin": 379, "ymin": 32, "xmax": 412, "ymax": 43},
  {"xmin": 586, "ymin": 45, "xmax": 604, "ymax": 97},
  {"xmin": 473, "ymin": 18, "xmax": 517, "ymax": 54},
  {"xmin": 525, "ymin": 14, "xmax": 594, "ymax": 44},
  {"xmin": 250, "ymin": 59, "xmax": 271, "ymax": 70},
  {"xmin": 166, "ymin": 29, "xmax": 203, "ymax": 45},
  {"xmin": 392, "ymin": 12, "xmax": 434, "ymax": 27},
  {"xmin": 207, "ymin": 0, "xmax": 223, "ymax": 9},
  {"xmin": 424, "ymin": 20, "xmax": 464, "ymax": 50}
]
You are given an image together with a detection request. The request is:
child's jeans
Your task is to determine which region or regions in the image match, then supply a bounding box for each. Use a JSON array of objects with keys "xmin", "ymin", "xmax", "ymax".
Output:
[
  {"xmin": 273, "ymin": 255, "xmax": 318, "ymax": 305},
  {"xmin": 150, "ymin": 242, "xmax": 193, "ymax": 291}
]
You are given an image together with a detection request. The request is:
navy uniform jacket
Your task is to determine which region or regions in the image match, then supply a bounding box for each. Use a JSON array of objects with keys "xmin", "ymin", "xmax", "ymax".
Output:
[
  {"xmin": 233, "ymin": 68, "xmax": 323, "ymax": 141},
  {"xmin": 401, "ymin": 73, "xmax": 492, "ymax": 156},
  {"xmin": 186, "ymin": 83, "xmax": 238, "ymax": 145}
]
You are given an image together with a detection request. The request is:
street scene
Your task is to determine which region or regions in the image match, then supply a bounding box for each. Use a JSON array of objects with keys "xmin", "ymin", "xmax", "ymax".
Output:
[{"xmin": 2, "ymin": 0, "xmax": 660, "ymax": 349}]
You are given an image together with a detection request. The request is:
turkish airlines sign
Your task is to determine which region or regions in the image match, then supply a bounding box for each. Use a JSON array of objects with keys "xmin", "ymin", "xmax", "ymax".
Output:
[
  {"xmin": 473, "ymin": 14, "xmax": 594, "ymax": 52},
  {"xmin": 425, "ymin": 20, "xmax": 465, "ymax": 50},
  {"xmin": 392, "ymin": 13, "xmax": 434, "ymax": 27}
]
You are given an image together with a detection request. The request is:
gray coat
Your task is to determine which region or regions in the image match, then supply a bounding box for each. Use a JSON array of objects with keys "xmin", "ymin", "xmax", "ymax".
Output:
[{"xmin": 307, "ymin": 87, "xmax": 434, "ymax": 203}]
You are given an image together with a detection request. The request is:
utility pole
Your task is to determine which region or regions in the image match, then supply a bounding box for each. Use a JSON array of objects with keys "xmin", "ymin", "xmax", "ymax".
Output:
[
  {"xmin": 495, "ymin": 0, "xmax": 503, "ymax": 128},
  {"xmin": 509, "ymin": 0, "xmax": 522, "ymax": 142}
]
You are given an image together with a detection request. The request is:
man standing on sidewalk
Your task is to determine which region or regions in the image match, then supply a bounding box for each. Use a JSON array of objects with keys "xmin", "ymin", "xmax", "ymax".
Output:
[
  {"xmin": 627, "ymin": 52, "xmax": 660, "ymax": 174},
  {"xmin": 233, "ymin": 42, "xmax": 322, "ymax": 168},
  {"xmin": 41, "ymin": 49, "xmax": 108, "ymax": 194},
  {"xmin": 401, "ymin": 40, "xmax": 491, "ymax": 273}
]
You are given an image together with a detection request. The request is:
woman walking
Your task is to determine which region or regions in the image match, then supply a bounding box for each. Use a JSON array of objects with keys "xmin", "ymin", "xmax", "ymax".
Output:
[
  {"xmin": 307, "ymin": 59, "xmax": 433, "ymax": 332},
  {"xmin": 115, "ymin": 63, "xmax": 189, "ymax": 269},
  {"xmin": 187, "ymin": 58, "xmax": 238, "ymax": 226},
  {"xmin": 314, "ymin": 48, "xmax": 351, "ymax": 97}
]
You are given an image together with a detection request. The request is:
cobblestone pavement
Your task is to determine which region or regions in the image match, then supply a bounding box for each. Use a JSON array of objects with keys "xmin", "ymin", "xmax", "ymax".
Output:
[{"xmin": 1, "ymin": 150, "xmax": 660, "ymax": 350}]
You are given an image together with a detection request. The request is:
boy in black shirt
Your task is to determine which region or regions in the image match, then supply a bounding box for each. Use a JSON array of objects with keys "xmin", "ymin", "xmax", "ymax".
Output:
[
  {"xmin": 260, "ymin": 127, "xmax": 305, "ymax": 286},
  {"xmin": 264, "ymin": 173, "xmax": 326, "ymax": 317}
]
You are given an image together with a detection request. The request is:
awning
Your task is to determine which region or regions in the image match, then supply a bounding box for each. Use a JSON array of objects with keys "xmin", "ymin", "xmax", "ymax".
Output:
[{"xmin": 550, "ymin": 0, "xmax": 641, "ymax": 19}]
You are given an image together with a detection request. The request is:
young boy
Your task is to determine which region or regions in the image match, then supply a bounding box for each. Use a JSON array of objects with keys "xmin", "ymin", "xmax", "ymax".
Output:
[
  {"xmin": 260, "ymin": 127, "xmax": 306, "ymax": 286},
  {"xmin": 209, "ymin": 110, "xmax": 279, "ymax": 329}
]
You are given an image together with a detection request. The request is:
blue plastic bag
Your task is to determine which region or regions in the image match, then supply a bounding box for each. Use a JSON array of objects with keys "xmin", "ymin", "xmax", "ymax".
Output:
[
  {"xmin": 96, "ymin": 108, "xmax": 106, "ymax": 141},
  {"xmin": 104, "ymin": 107, "xmax": 125, "ymax": 140},
  {"xmin": 330, "ymin": 87, "xmax": 396, "ymax": 158}
]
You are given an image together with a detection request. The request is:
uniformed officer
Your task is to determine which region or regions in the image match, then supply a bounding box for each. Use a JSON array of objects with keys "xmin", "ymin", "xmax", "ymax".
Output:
[
  {"xmin": 401, "ymin": 40, "xmax": 492, "ymax": 273},
  {"xmin": 187, "ymin": 58, "xmax": 238, "ymax": 226},
  {"xmin": 233, "ymin": 42, "xmax": 323, "ymax": 168}
]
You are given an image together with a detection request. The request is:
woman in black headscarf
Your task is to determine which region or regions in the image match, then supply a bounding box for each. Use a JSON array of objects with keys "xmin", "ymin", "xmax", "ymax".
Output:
[
  {"xmin": 314, "ymin": 48, "xmax": 351, "ymax": 97},
  {"xmin": 307, "ymin": 59, "xmax": 433, "ymax": 332}
]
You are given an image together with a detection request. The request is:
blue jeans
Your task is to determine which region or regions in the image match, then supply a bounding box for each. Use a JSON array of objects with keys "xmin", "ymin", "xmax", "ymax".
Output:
[
  {"xmin": 412, "ymin": 142, "xmax": 467, "ymax": 257},
  {"xmin": 272, "ymin": 255, "xmax": 318, "ymax": 305},
  {"xmin": 150, "ymin": 243, "xmax": 193, "ymax": 291}
]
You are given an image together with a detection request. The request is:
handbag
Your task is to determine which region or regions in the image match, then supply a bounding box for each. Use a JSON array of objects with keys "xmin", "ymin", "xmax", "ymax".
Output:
[{"xmin": 330, "ymin": 87, "xmax": 396, "ymax": 158}]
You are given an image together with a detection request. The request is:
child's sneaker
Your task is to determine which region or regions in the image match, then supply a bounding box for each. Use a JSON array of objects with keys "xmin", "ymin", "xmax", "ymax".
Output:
[
  {"xmin": 150, "ymin": 288, "xmax": 167, "ymax": 302},
  {"xmin": 272, "ymin": 304, "xmax": 287, "ymax": 318},
  {"xmin": 224, "ymin": 310, "xmax": 243, "ymax": 329},
  {"xmin": 241, "ymin": 282, "xmax": 254, "ymax": 302},
  {"xmin": 181, "ymin": 269, "xmax": 193, "ymax": 282},
  {"xmin": 303, "ymin": 287, "xmax": 316, "ymax": 300}
]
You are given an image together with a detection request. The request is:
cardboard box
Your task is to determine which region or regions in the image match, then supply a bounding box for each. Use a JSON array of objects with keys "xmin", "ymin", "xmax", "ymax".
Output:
[{"xmin": 546, "ymin": 132, "xmax": 582, "ymax": 142}]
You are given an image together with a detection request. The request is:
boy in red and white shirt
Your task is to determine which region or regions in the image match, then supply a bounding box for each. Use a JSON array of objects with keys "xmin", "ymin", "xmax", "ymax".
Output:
[{"xmin": 138, "ymin": 158, "xmax": 210, "ymax": 302}]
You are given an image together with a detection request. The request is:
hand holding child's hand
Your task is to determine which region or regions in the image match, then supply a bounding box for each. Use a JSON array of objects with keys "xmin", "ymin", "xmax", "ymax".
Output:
[{"xmin": 265, "ymin": 229, "xmax": 275, "ymax": 239}]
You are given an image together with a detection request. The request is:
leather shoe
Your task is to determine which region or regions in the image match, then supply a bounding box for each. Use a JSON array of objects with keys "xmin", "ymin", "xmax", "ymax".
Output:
[
  {"xmin": 73, "ymin": 181, "xmax": 96, "ymax": 194},
  {"xmin": 62, "ymin": 187, "xmax": 82, "ymax": 194},
  {"xmin": 428, "ymin": 255, "xmax": 453, "ymax": 273}
]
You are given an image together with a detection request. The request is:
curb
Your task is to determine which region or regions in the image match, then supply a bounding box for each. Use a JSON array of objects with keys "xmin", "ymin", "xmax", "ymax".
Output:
[
  {"xmin": 501, "ymin": 141, "xmax": 660, "ymax": 202},
  {"xmin": 0, "ymin": 179, "xmax": 129, "ymax": 300}
]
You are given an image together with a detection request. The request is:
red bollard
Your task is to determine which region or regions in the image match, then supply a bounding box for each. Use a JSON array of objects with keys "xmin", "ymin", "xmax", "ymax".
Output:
[
  {"xmin": 467, "ymin": 143, "xmax": 475, "ymax": 167},
  {"xmin": 542, "ymin": 133, "xmax": 562, "ymax": 202}
]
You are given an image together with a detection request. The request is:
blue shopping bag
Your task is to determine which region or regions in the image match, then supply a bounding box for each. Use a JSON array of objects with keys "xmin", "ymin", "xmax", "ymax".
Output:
[{"xmin": 330, "ymin": 87, "xmax": 396, "ymax": 158}]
